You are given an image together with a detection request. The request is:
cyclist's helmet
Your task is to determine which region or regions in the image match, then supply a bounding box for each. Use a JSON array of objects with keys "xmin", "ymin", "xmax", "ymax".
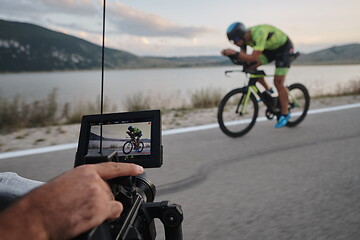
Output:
[
  {"xmin": 227, "ymin": 22, "xmax": 247, "ymax": 43},
  {"xmin": 128, "ymin": 126, "xmax": 134, "ymax": 132}
]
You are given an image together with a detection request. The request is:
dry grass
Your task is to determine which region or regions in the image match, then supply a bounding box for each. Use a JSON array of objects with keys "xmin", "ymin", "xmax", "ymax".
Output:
[
  {"xmin": 335, "ymin": 78, "xmax": 360, "ymax": 96},
  {"xmin": 0, "ymin": 89, "xmax": 58, "ymax": 132},
  {"xmin": 0, "ymin": 89, "xmax": 116, "ymax": 133},
  {"xmin": 124, "ymin": 92, "xmax": 151, "ymax": 111},
  {"xmin": 1, "ymin": 79, "xmax": 359, "ymax": 133},
  {"xmin": 190, "ymin": 87, "xmax": 223, "ymax": 109},
  {"xmin": 312, "ymin": 78, "xmax": 360, "ymax": 99}
]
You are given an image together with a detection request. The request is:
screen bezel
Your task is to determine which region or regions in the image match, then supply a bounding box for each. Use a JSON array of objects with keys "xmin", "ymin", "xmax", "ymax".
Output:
[{"xmin": 75, "ymin": 110, "xmax": 162, "ymax": 168}]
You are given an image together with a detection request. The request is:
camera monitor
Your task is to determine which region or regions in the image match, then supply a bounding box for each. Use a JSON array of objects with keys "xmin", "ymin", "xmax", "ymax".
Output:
[{"xmin": 75, "ymin": 110, "xmax": 162, "ymax": 168}]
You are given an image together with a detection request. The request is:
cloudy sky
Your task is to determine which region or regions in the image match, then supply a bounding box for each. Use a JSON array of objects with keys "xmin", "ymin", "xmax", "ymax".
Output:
[{"xmin": 1, "ymin": 0, "xmax": 359, "ymax": 56}]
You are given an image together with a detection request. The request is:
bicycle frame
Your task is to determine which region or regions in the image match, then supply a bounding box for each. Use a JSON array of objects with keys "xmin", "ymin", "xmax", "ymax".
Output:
[
  {"xmin": 226, "ymin": 56, "xmax": 305, "ymax": 118},
  {"xmin": 238, "ymin": 75, "xmax": 266, "ymax": 115},
  {"xmin": 240, "ymin": 85, "xmax": 259, "ymax": 115},
  {"xmin": 240, "ymin": 79, "xmax": 303, "ymax": 117}
]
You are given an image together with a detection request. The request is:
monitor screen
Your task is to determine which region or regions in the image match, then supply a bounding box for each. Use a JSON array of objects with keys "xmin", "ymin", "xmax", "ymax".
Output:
[
  {"xmin": 75, "ymin": 110, "xmax": 162, "ymax": 168},
  {"xmin": 88, "ymin": 120, "xmax": 152, "ymax": 157}
]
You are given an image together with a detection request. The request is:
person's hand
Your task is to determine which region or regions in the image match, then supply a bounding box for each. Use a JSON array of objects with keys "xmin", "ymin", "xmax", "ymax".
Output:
[
  {"xmin": 221, "ymin": 49, "xmax": 238, "ymax": 56},
  {"xmin": 0, "ymin": 162, "xmax": 144, "ymax": 240}
]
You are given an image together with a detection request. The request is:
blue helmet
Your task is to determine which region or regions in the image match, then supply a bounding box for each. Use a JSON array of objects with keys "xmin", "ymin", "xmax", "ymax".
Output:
[{"xmin": 227, "ymin": 22, "xmax": 247, "ymax": 42}]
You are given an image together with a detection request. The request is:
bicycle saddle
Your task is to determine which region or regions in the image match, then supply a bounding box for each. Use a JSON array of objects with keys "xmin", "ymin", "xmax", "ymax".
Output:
[{"xmin": 290, "ymin": 52, "xmax": 300, "ymax": 62}]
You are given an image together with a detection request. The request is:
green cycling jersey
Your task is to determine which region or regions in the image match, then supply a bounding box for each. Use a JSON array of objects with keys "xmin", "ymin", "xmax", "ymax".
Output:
[{"xmin": 246, "ymin": 24, "xmax": 288, "ymax": 51}]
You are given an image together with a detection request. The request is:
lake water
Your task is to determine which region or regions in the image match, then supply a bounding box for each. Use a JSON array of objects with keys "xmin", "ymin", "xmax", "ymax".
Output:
[{"xmin": 1, "ymin": 65, "xmax": 360, "ymax": 111}]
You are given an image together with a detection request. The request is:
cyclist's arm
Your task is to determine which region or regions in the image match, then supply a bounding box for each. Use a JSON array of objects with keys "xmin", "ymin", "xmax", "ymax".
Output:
[
  {"xmin": 238, "ymin": 50, "xmax": 262, "ymax": 62},
  {"xmin": 238, "ymin": 27, "xmax": 267, "ymax": 63}
]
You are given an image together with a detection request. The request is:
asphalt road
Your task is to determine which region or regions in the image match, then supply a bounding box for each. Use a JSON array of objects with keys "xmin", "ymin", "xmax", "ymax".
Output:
[{"xmin": 1, "ymin": 106, "xmax": 360, "ymax": 240}]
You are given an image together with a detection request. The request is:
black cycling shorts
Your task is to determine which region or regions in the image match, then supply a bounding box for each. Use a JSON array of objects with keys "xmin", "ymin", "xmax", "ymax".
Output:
[{"xmin": 261, "ymin": 38, "xmax": 294, "ymax": 68}]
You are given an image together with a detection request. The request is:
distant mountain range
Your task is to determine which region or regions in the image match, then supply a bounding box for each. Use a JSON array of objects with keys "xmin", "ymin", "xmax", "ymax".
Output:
[
  {"xmin": 295, "ymin": 43, "xmax": 360, "ymax": 65},
  {"xmin": 1, "ymin": 19, "xmax": 359, "ymax": 72}
]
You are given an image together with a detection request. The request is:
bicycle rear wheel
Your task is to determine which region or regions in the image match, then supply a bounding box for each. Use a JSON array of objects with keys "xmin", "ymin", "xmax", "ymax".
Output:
[
  {"xmin": 217, "ymin": 88, "xmax": 259, "ymax": 137},
  {"xmin": 138, "ymin": 142, "xmax": 144, "ymax": 153},
  {"xmin": 286, "ymin": 83, "xmax": 310, "ymax": 127}
]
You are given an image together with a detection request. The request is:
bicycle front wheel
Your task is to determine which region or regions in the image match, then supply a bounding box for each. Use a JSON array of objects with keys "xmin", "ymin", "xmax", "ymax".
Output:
[
  {"xmin": 286, "ymin": 83, "xmax": 310, "ymax": 127},
  {"xmin": 122, "ymin": 141, "xmax": 133, "ymax": 154},
  {"xmin": 217, "ymin": 88, "xmax": 259, "ymax": 137}
]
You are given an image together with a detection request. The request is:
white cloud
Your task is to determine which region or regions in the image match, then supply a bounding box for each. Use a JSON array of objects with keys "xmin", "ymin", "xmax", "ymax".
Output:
[
  {"xmin": 141, "ymin": 37, "xmax": 149, "ymax": 45},
  {"xmin": 1, "ymin": 0, "xmax": 359, "ymax": 56},
  {"xmin": 39, "ymin": 0, "xmax": 95, "ymax": 13},
  {"xmin": 107, "ymin": 1, "xmax": 214, "ymax": 38}
]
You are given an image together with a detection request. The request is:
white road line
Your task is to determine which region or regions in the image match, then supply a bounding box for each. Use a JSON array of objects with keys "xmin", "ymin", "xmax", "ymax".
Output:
[
  {"xmin": 163, "ymin": 102, "xmax": 360, "ymax": 136},
  {"xmin": 0, "ymin": 143, "xmax": 78, "ymax": 160},
  {"xmin": 1, "ymin": 102, "xmax": 360, "ymax": 160}
]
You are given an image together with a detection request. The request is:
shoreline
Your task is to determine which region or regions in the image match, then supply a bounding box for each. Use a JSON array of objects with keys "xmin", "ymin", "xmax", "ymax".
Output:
[
  {"xmin": 1, "ymin": 95, "xmax": 359, "ymax": 153},
  {"xmin": 2, "ymin": 63, "xmax": 360, "ymax": 74}
]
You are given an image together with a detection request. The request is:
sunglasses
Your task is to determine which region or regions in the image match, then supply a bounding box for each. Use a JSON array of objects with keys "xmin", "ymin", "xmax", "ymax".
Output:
[{"xmin": 231, "ymin": 36, "xmax": 243, "ymax": 43}]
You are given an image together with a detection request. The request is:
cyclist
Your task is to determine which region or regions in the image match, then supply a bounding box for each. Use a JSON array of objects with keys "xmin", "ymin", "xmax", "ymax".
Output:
[
  {"xmin": 126, "ymin": 126, "xmax": 143, "ymax": 151},
  {"xmin": 221, "ymin": 22, "xmax": 294, "ymax": 128}
]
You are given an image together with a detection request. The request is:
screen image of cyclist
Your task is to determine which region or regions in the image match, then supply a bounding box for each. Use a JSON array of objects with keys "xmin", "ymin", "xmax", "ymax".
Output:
[{"xmin": 88, "ymin": 121, "xmax": 152, "ymax": 156}]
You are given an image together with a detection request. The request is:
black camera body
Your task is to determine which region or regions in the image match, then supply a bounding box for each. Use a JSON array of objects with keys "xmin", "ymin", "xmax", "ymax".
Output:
[{"xmin": 74, "ymin": 110, "xmax": 183, "ymax": 240}]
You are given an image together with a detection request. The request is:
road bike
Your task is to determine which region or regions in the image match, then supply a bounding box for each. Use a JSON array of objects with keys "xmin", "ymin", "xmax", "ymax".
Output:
[
  {"xmin": 122, "ymin": 138, "xmax": 144, "ymax": 154},
  {"xmin": 217, "ymin": 53, "xmax": 310, "ymax": 137}
]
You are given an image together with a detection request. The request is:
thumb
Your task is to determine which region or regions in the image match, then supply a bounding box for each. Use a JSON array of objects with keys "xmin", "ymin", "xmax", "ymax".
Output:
[{"xmin": 107, "ymin": 201, "xmax": 123, "ymax": 221}]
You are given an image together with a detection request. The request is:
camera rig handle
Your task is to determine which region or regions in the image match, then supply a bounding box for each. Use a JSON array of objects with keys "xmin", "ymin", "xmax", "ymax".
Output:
[
  {"xmin": 113, "ymin": 176, "xmax": 183, "ymax": 240},
  {"xmin": 74, "ymin": 147, "xmax": 183, "ymax": 240},
  {"xmin": 140, "ymin": 201, "xmax": 183, "ymax": 240},
  {"xmin": 78, "ymin": 201, "xmax": 184, "ymax": 240},
  {"xmin": 110, "ymin": 176, "xmax": 183, "ymax": 240}
]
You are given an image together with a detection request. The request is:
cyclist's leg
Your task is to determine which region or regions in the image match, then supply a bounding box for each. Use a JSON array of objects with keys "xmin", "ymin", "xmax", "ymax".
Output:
[
  {"xmin": 135, "ymin": 137, "xmax": 140, "ymax": 149},
  {"xmin": 274, "ymin": 74, "xmax": 291, "ymax": 128},
  {"xmin": 274, "ymin": 39, "xmax": 294, "ymax": 128},
  {"xmin": 258, "ymin": 77, "xmax": 270, "ymax": 91},
  {"xmin": 249, "ymin": 54, "xmax": 271, "ymax": 90},
  {"xmin": 275, "ymin": 39, "xmax": 293, "ymax": 115},
  {"xmin": 274, "ymin": 74, "xmax": 289, "ymax": 115}
]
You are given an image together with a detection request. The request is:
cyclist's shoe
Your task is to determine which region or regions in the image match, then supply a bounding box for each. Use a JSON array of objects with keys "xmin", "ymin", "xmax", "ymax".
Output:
[{"xmin": 275, "ymin": 113, "xmax": 291, "ymax": 128}]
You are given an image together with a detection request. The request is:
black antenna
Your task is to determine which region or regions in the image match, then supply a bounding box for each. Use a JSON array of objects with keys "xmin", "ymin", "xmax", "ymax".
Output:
[{"xmin": 99, "ymin": 0, "xmax": 106, "ymax": 154}]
